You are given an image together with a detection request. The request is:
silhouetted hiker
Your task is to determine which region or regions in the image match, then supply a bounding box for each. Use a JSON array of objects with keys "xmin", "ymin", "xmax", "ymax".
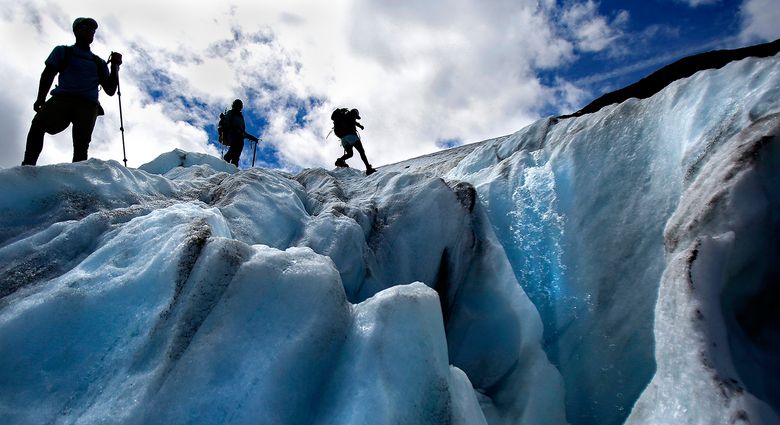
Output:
[
  {"xmin": 222, "ymin": 99, "xmax": 259, "ymax": 166},
  {"xmin": 21, "ymin": 17, "xmax": 122, "ymax": 166},
  {"xmin": 332, "ymin": 108, "xmax": 376, "ymax": 175}
]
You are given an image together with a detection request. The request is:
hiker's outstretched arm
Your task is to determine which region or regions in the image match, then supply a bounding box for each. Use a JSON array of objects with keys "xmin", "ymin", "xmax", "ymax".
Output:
[
  {"xmin": 34, "ymin": 66, "xmax": 57, "ymax": 111},
  {"xmin": 245, "ymin": 131, "xmax": 259, "ymax": 142}
]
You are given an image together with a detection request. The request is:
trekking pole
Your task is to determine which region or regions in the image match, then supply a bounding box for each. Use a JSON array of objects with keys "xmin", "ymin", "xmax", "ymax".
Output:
[
  {"xmin": 252, "ymin": 139, "xmax": 259, "ymax": 167},
  {"xmin": 112, "ymin": 52, "xmax": 128, "ymax": 167}
]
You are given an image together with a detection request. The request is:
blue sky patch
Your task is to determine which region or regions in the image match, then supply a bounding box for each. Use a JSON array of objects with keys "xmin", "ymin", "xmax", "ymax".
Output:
[{"xmin": 436, "ymin": 138, "xmax": 462, "ymax": 149}]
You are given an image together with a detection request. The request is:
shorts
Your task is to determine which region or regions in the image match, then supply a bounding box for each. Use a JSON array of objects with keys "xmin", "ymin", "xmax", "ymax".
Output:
[
  {"xmin": 34, "ymin": 95, "xmax": 102, "ymax": 138},
  {"xmin": 340, "ymin": 134, "xmax": 360, "ymax": 149}
]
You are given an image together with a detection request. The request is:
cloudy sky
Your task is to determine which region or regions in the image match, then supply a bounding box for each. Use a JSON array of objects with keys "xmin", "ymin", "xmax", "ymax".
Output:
[{"xmin": 1, "ymin": 0, "xmax": 778, "ymax": 170}]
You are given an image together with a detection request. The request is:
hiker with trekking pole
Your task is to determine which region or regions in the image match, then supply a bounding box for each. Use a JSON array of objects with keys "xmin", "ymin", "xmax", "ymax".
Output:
[
  {"xmin": 219, "ymin": 99, "xmax": 259, "ymax": 167},
  {"xmin": 21, "ymin": 17, "xmax": 122, "ymax": 166}
]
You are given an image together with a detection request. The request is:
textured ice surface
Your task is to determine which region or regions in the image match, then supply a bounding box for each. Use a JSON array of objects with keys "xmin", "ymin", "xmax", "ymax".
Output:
[{"xmin": 1, "ymin": 54, "xmax": 779, "ymax": 424}]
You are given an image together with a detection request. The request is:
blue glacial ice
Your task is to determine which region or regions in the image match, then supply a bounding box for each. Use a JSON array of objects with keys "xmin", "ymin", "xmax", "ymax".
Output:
[{"xmin": 1, "ymin": 53, "xmax": 779, "ymax": 424}]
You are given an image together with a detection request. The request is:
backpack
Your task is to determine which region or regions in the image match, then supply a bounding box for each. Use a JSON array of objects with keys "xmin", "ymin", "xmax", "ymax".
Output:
[
  {"xmin": 217, "ymin": 109, "xmax": 230, "ymax": 145},
  {"xmin": 331, "ymin": 108, "xmax": 350, "ymax": 138}
]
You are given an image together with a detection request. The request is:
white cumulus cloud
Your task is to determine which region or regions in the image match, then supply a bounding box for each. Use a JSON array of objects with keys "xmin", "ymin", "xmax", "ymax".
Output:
[
  {"xmin": 560, "ymin": 1, "xmax": 628, "ymax": 53},
  {"xmin": 0, "ymin": 0, "xmax": 628, "ymax": 170},
  {"xmin": 739, "ymin": 0, "xmax": 780, "ymax": 42}
]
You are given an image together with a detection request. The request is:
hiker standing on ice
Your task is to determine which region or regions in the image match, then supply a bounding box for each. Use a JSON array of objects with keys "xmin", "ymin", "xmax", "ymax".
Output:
[
  {"xmin": 21, "ymin": 17, "xmax": 122, "ymax": 166},
  {"xmin": 332, "ymin": 108, "xmax": 377, "ymax": 175},
  {"xmin": 222, "ymin": 99, "xmax": 259, "ymax": 166}
]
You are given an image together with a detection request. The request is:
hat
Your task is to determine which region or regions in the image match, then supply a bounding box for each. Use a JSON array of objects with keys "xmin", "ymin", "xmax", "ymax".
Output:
[
  {"xmin": 350, "ymin": 108, "xmax": 360, "ymax": 119},
  {"xmin": 72, "ymin": 17, "xmax": 98, "ymax": 31},
  {"xmin": 232, "ymin": 99, "xmax": 243, "ymax": 109}
]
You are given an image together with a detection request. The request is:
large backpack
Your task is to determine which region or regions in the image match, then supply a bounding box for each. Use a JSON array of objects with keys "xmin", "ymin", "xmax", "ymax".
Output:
[
  {"xmin": 331, "ymin": 108, "xmax": 350, "ymax": 138},
  {"xmin": 217, "ymin": 109, "xmax": 230, "ymax": 145}
]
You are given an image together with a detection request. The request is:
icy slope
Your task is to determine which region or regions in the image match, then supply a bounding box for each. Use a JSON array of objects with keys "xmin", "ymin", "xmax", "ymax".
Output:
[
  {"xmin": 0, "ymin": 151, "xmax": 564, "ymax": 424},
  {"xmin": 384, "ymin": 53, "xmax": 780, "ymax": 424},
  {"xmin": 1, "ymin": 52, "xmax": 779, "ymax": 425}
]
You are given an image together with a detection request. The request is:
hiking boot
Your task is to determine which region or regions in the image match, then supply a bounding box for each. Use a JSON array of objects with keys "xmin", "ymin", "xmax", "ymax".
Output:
[
  {"xmin": 335, "ymin": 158, "xmax": 348, "ymax": 167},
  {"xmin": 365, "ymin": 166, "xmax": 377, "ymax": 176}
]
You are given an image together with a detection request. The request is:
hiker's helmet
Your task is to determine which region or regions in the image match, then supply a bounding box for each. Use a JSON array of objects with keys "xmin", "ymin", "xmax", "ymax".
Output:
[
  {"xmin": 232, "ymin": 99, "xmax": 243, "ymax": 111},
  {"xmin": 350, "ymin": 109, "xmax": 360, "ymax": 119}
]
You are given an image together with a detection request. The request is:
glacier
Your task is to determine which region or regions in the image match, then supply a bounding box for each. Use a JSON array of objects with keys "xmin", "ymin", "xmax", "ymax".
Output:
[{"xmin": 0, "ymin": 53, "xmax": 779, "ymax": 425}]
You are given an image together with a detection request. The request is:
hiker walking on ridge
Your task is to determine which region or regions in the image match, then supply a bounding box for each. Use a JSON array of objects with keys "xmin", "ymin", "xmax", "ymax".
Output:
[
  {"xmin": 332, "ymin": 108, "xmax": 376, "ymax": 175},
  {"xmin": 21, "ymin": 17, "xmax": 122, "ymax": 166},
  {"xmin": 221, "ymin": 99, "xmax": 259, "ymax": 166}
]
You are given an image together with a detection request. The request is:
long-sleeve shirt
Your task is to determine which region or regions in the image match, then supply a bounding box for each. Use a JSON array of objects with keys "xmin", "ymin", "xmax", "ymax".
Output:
[{"xmin": 224, "ymin": 109, "xmax": 258, "ymax": 145}]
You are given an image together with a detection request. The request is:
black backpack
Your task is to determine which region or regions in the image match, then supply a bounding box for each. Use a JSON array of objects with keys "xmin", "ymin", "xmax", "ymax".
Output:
[
  {"xmin": 331, "ymin": 108, "xmax": 350, "ymax": 138},
  {"xmin": 217, "ymin": 109, "xmax": 230, "ymax": 145}
]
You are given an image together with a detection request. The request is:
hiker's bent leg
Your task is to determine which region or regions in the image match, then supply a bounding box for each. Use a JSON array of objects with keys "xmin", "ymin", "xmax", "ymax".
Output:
[
  {"xmin": 22, "ymin": 98, "xmax": 70, "ymax": 165},
  {"xmin": 71, "ymin": 100, "xmax": 99, "ymax": 162},
  {"xmin": 225, "ymin": 141, "xmax": 242, "ymax": 166},
  {"xmin": 222, "ymin": 147, "xmax": 232, "ymax": 163},
  {"xmin": 339, "ymin": 145, "xmax": 354, "ymax": 162},
  {"xmin": 354, "ymin": 141, "xmax": 371, "ymax": 168}
]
